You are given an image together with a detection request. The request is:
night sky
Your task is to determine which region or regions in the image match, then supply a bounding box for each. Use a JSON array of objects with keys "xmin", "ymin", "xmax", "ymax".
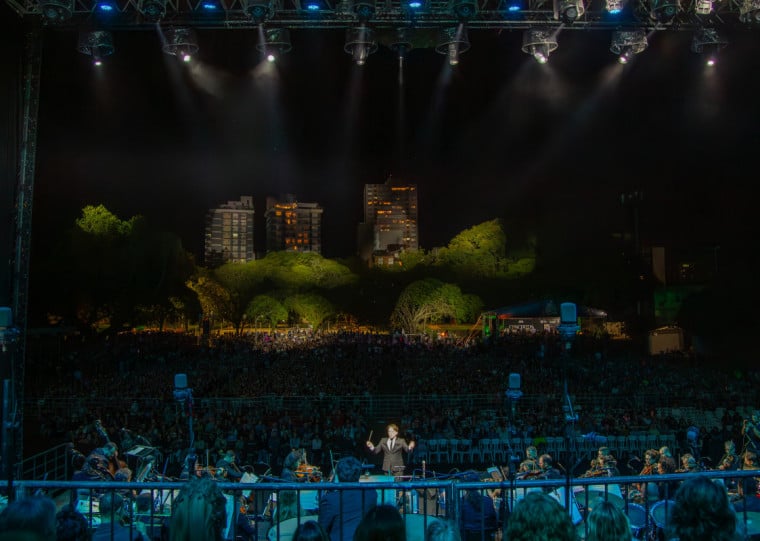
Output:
[{"xmin": 7, "ymin": 3, "xmax": 759, "ymax": 262}]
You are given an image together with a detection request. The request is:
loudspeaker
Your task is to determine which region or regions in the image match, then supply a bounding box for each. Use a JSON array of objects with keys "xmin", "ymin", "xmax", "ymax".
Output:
[
  {"xmin": 174, "ymin": 373, "xmax": 188, "ymax": 389},
  {"xmin": 508, "ymin": 373, "xmax": 521, "ymax": 390},
  {"xmin": 560, "ymin": 303, "xmax": 577, "ymax": 325}
]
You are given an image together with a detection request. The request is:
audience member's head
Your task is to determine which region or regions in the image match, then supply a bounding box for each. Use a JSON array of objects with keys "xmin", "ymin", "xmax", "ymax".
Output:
[
  {"xmin": 335, "ymin": 456, "xmax": 363, "ymax": 483},
  {"xmin": 425, "ymin": 519, "xmax": 460, "ymax": 541},
  {"xmin": 354, "ymin": 505, "xmax": 405, "ymax": 541},
  {"xmin": 504, "ymin": 492, "xmax": 578, "ymax": 541},
  {"xmin": 276, "ymin": 490, "xmax": 300, "ymax": 523},
  {"xmin": 292, "ymin": 520, "xmax": 329, "ymax": 541},
  {"xmin": 667, "ymin": 475, "xmax": 740, "ymax": 541},
  {"xmin": 585, "ymin": 501, "xmax": 631, "ymax": 541},
  {"xmin": 98, "ymin": 492, "xmax": 124, "ymax": 523},
  {"xmin": 0, "ymin": 495, "xmax": 57, "ymax": 541},
  {"xmin": 55, "ymin": 504, "xmax": 92, "ymax": 541},
  {"xmin": 284, "ymin": 451, "xmax": 303, "ymax": 471},
  {"xmin": 170, "ymin": 477, "xmax": 228, "ymax": 541}
]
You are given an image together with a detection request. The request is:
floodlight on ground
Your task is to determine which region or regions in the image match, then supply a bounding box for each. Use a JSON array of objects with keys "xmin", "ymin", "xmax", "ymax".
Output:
[
  {"xmin": 610, "ymin": 29, "xmax": 647, "ymax": 63},
  {"xmin": 78, "ymin": 30, "xmax": 115, "ymax": 66},
  {"xmin": 435, "ymin": 26, "xmax": 470, "ymax": 66},
  {"xmin": 554, "ymin": 0, "xmax": 584, "ymax": 22},
  {"xmin": 39, "ymin": 0, "xmax": 72, "ymax": 22},
  {"xmin": 449, "ymin": 0, "xmax": 477, "ymax": 20},
  {"xmin": 256, "ymin": 27, "xmax": 293, "ymax": 60},
  {"xmin": 739, "ymin": 0, "xmax": 760, "ymax": 22},
  {"xmin": 691, "ymin": 27, "xmax": 727, "ymax": 65},
  {"xmin": 521, "ymin": 28, "xmax": 558, "ymax": 63},
  {"xmin": 244, "ymin": 0, "xmax": 274, "ymax": 21},
  {"xmin": 139, "ymin": 0, "xmax": 166, "ymax": 20},
  {"xmin": 650, "ymin": 0, "xmax": 679, "ymax": 22},
  {"xmin": 163, "ymin": 27, "xmax": 199, "ymax": 62},
  {"xmin": 344, "ymin": 26, "xmax": 377, "ymax": 65}
]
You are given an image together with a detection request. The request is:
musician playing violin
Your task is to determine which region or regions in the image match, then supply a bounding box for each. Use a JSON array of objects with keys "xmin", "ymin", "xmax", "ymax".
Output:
[
  {"xmin": 517, "ymin": 446, "xmax": 540, "ymax": 478},
  {"xmin": 632, "ymin": 449, "xmax": 659, "ymax": 503},
  {"xmin": 216, "ymin": 450, "xmax": 244, "ymax": 480}
]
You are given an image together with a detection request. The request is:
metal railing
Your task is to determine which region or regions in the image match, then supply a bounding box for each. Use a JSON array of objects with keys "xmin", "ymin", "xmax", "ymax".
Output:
[{"xmin": 3, "ymin": 470, "xmax": 759, "ymax": 541}]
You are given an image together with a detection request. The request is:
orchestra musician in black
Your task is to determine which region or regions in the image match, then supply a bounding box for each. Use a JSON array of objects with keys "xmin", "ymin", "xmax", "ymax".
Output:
[
  {"xmin": 366, "ymin": 424, "xmax": 415, "ymax": 474},
  {"xmin": 517, "ymin": 446, "xmax": 540, "ymax": 478},
  {"xmin": 742, "ymin": 411, "xmax": 760, "ymax": 453}
]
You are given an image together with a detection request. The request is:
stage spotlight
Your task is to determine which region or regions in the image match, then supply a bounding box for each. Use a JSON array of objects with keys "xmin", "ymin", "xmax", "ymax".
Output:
[
  {"xmin": 163, "ymin": 27, "xmax": 199, "ymax": 62},
  {"xmin": 605, "ymin": 0, "xmax": 623, "ymax": 13},
  {"xmin": 139, "ymin": 0, "xmax": 166, "ymax": 20},
  {"xmin": 402, "ymin": 0, "xmax": 426, "ymax": 15},
  {"xmin": 344, "ymin": 25, "xmax": 377, "ymax": 65},
  {"xmin": 610, "ymin": 29, "xmax": 647, "ymax": 63},
  {"xmin": 199, "ymin": 0, "xmax": 221, "ymax": 9},
  {"xmin": 691, "ymin": 27, "xmax": 727, "ymax": 65},
  {"xmin": 256, "ymin": 27, "xmax": 293, "ymax": 60},
  {"xmin": 244, "ymin": 0, "xmax": 274, "ymax": 21},
  {"xmin": 352, "ymin": 0, "xmax": 376, "ymax": 20},
  {"xmin": 521, "ymin": 28, "xmax": 558, "ymax": 63},
  {"xmin": 78, "ymin": 30, "xmax": 114, "ymax": 65},
  {"xmin": 650, "ymin": 0, "xmax": 679, "ymax": 23},
  {"xmin": 739, "ymin": 0, "xmax": 760, "ymax": 22},
  {"xmin": 94, "ymin": 0, "xmax": 117, "ymax": 12},
  {"xmin": 435, "ymin": 26, "xmax": 470, "ymax": 66},
  {"xmin": 449, "ymin": 0, "xmax": 477, "ymax": 19},
  {"xmin": 389, "ymin": 26, "xmax": 413, "ymax": 63},
  {"xmin": 38, "ymin": 0, "xmax": 72, "ymax": 22},
  {"xmin": 554, "ymin": 0, "xmax": 584, "ymax": 22},
  {"xmin": 300, "ymin": 0, "xmax": 327, "ymax": 11}
]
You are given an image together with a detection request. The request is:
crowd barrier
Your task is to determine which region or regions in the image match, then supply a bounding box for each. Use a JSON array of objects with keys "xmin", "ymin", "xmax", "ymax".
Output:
[{"xmin": 2, "ymin": 470, "xmax": 760, "ymax": 541}]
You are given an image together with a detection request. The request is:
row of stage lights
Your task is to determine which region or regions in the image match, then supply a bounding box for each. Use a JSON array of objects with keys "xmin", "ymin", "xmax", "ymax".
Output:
[{"xmin": 76, "ymin": 23, "xmax": 729, "ymax": 68}]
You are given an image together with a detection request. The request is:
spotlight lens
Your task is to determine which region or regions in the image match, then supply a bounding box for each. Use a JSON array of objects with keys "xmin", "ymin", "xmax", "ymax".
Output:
[
  {"xmin": 507, "ymin": 4, "xmax": 521, "ymax": 10},
  {"xmin": 306, "ymin": 3, "xmax": 320, "ymax": 9},
  {"xmin": 98, "ymin": 3, "xmax": 114, "ymax": 10},
  {"xmin": 183, "ymin": 54, "xmax": 192, "ymax": 62},
  {"xmin": 618, "ymin": 55, "xmax": 628, "ymax": 64},
  {"xmin": 408, "ymin": 1, "xmax": 422, "ymax": 8},
  {"xmin": 267, "ymin": 54, "xmax": 276, "ymax": 62},
  {"xmin": 201, "ymin": 1, "xmax": 217, "ymax": 8},
  {"xmin": 608, "ymin": 7, "xmax": 621, "ymax": 12},
  {"xmin": 706, "ymin": 57, "xmax": 716, "ymax": 66},
  {"xmin": 535, "ymin": 53, "xmax": 547, "ymax": 63},
  {"xmin": 94, "ymin": 59, "xmax": 103, "ymax": 66}
]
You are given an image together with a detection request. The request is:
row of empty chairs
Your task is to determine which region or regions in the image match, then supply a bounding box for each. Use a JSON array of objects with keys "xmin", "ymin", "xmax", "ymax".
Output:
[{"xmin": 413, "ymin": 433, "xmax": 678, "ymax": 465}]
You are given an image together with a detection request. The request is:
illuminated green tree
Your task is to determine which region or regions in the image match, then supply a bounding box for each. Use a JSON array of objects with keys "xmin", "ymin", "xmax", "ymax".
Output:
[
  {"xmin": 246, "ymin": 295, "xmax": 288, "ymax": 329},
  {"xmin": 390, "ymin": 278, "xmax": 480, "ymax": 334},
  {"xmin": 434, "ymin": 219, "xmax": 507, "ymax": 277},
  {"xmin": 284, "ymin": 293, "xmax": 335, "ymax": 329}
]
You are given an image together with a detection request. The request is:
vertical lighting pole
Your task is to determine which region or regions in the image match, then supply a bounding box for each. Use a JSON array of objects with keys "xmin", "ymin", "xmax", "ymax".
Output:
[
  {"xmin": 1, "ymin": 307, "xmax": 21, "ymax": 485},
  {"xmin": 558, "ymin": 302, "xmax": 579, "ymax": 490}
]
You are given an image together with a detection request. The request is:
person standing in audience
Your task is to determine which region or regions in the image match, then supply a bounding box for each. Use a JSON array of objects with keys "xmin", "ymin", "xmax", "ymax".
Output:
[{"xmin": 318, "ymin": 456, "xmax": 377, "ymax": 541}]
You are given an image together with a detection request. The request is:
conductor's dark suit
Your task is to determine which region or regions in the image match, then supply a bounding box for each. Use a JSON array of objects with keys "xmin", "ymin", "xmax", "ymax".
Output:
[{"xmin": 370, "ymin": 437, "xmax": 411, "ymax": 473}]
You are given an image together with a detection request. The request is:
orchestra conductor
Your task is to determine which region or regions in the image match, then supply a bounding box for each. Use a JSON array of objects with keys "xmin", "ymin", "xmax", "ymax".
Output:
[{"xmin": 366, "ymin": 424, "xmax": 415, "ymax": 474}]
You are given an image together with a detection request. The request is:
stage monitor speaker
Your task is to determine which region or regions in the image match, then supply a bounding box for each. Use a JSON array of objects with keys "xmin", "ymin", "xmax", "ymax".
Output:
[{"xmin": 560, "ymin": 303, "xmax": 577, "ymax": 325}]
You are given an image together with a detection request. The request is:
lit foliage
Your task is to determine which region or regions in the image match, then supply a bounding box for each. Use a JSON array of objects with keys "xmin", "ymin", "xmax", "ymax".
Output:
[
  {"xmin": 283, "ymin": 293, "xmax": 335, "ymax": 329},
  {"xmin": 256, "ymin": 251, "xmax": 357, "ymax": 290},
  {"xmin": 390, "ymin": 278, "xmax": 481, "ymax": 334},
  {"xmin": 434, "ymin": 219, "xmax": 507, "ymax": 277},
  {"xmin": 246, "ymin": 294, "xmax": 288, "ymax": 329}
]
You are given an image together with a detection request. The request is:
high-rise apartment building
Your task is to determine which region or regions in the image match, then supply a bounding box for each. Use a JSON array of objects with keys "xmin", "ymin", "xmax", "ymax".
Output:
[
  {"xmin": 358, "ymin": 177, "xmax": 418, "ymax": 264},
  {"xmin": 265, "ymin": 194, "xmax": 323, "ymax": 254},
  {"xmin": 204, "ymin": 196, "xmax": 255, "ymax": 267}
]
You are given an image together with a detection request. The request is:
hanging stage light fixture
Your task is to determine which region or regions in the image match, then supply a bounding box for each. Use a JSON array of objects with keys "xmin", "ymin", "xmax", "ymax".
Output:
[
  {"xmin": 163, "ymin": 27, "xmax": 199, "ymax": 62},
  {"xmin": 38, "ymin": 0, "xmax": 72, "ymax": 22},
  {"xmin": 344, "ymin": 25, "xmax": 377, "ymax": 65},
  {"xmin": 256, "ymin": 27, "xmax": 292, "ymax": 61},
  {"xmin": 554, "ymin": 0, "xmax": 584, "ymax": 22},
  {"xmin": 739, "ymin": 0, "xmax": 760, "ymax": 22},
  {"xmin": 521, "ymin": 28, "xmax": 558, "ymax": 63},
  {"xmin": 435, "ymin": 25, "xmax": 470, "ymax": 66},
  {"xmin": 139, "ymin": 0, "xmax": 166, "ymax": 21},
  {"xmin": 78, "ymin": 30, "xmax": 114, "ymax": 65},
  {"xmin": 389, "ymin": 26, "xmax": 413, "ymax": 63},
  {"xmin": 609, "ymin": 29, "xmax": 647, "ymax": 63},
  {"xmin": 449, "ymin": 0, "xmax": 478, "ymax": 20},
  {"xmin": 690, "ymin": 27, "xmax": 727, "ymax": 65},
  {"xmin": 244, "ymin": 0, "xmax": 274, "ymax": 21},
  {"xmin": 650, "ymin": 0, "xmax": 680, "ymax": 23},
  {"xmin": 351, "ymin": 0, "xmax": 376, "ymax": 20}
]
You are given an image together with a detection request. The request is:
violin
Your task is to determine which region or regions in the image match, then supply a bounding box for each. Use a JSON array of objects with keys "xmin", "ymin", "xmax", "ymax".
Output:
[{"xmin": 295, "ymin": 463, "xmax": 322, "ymax": 481}]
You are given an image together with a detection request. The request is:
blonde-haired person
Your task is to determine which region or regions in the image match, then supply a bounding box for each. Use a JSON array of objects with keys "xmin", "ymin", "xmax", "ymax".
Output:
[
  {"xmin": 586, "ymin": 501, "xmax": 631, "ymax": 541},
  {"xmin": 504, "ymin": 492, "xmax": 577, "ymax": 541}
]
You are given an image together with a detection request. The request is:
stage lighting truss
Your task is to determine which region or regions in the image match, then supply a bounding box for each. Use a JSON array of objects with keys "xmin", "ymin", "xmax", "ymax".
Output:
[
  {"xmin": 344, "ymin": 25, "xmax": 377, "ymax": 64},
  {"xmin": 139, "ymin": 0, "xmax": 166, "ymax": 20},
  {"xmin": 449, "ymin": 0, "xmax": 478, "ymax": 19},
  {"xmin": 554, "ymin": 0, "xmax": 584, "ymax": 22},
  {"xmin": 350, "ymin": 0, "xmax": 376, "ymax": 20},
  {"xmin": 162, "ymin": 26, "xmax": 199, "ymax": 61},
  {"xmin": 521, "ymin": 28, "xmax": 558, "ymax": 62},
  {"xmin": 244, "ymin": 0, "xmax": 276, "ymax": 21},
  {"xmin": 38, "ymin": 0, "xmax": 72, "ymax": 22},
  {"xmin": 610, "ymin": 29, "xmax": 647, "ymax": 62},
  {"xmin": 256, "ymin": 27, "xmax": 293, "ymax": 59},
  {"xmin": 78, "ymin": 29, "xmax": 114, "ymax": 65},
  {"xmin": 739, "ymin": 0, "xmax": 760, "ymax": 22},
  {"xmin": 690, "ymin": 26, "xmax": 727, "ymax": 64},
  {"xmin": 435, "ymin": 25, "xmax": 470, "ymax": 64},
  {"xmin": 298, "ymin": 0, "xmax": 331, "ymax": 12},
  {"xmin": 650, "ymin": 0, "xmax": 680, "ymax": 23}
]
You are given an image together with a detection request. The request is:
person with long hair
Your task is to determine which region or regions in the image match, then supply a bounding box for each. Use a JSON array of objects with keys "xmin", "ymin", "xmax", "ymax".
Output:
[
  {"xmin": 666, "ymin": 475, "xmax": 741, "ymax": 541},
  {"xmin": 504, "ymin": 492, "xmax": 578, "ymax": 541},
  {"xmin": 169, "ymin": 477, "xmax": 228, "ymax": 541},
  {"xmin": 354, "ymin": 505, "xmax": 406, "ymax": 541},
  {"xmin": 293, "ymin": 521, "xmax": 330, "ymax": 541},
  {"xmin": 585, "ymin": 501, "xmax": 631, "ymax": 541}
]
